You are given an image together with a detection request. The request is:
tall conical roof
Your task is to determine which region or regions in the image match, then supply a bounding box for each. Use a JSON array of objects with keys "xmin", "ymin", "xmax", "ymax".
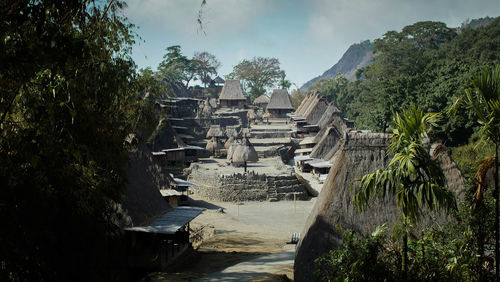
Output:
[
  {"xmin": 206, "ymin": 125, "xmax": 226, "ymax": 138},
  {"xmin": 253, "ymin": 94, "xmax": 270, "ymax": 104},
  {"xmin": 206, "ymin": 136, "xmax": 224, "ymax": 152},
  {"xmin": 267, "ymin": 89, "xmax": 294, "ymax": 110},
  {"xmin": 231, "ymin": 137, "xmax": 259, "ymax": 163},
  {"xmin": 218, "ymin": 80, "xmax": 247, "ymax": 100}
]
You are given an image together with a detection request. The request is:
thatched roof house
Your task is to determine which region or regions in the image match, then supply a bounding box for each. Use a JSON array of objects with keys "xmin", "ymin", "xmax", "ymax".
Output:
[
  {"xmin": 224, "ymin": 136, "xmax": 237, "ymax": 150},
  {"xmin": 218, "ymin": 79, "xmax": 247, "ymax": 108},
  {"xmin": 231, "ymin": 137, "xmax": 259, "ymax": 172},
  {"xmin": 123, "ymin": 145, "xmax": 173, "ymax": 226},
  {"xmin": 206, "ymin": 125, "xmax": 226, "ymax": 139},
  {"xmin": 294, "ymin": 131, "xmax": 466, "ymax": 281},
  {"xmin": 266, "ymin": 89, "xmax": 294, "ymax": 118},
  {"xmin": 206, "ymin": 136, "xmax": 224, "ymax": 154},
  {"xmin": 213, "ymin": 76, "xmax": 225, "ymax": 85},
  {"xmin": 253, "ymin": 94, "xmax": 270, "ymax": 110},
  {"xmin": 247, "ymin": 109, "xmax": 258, "ymax": 122}
]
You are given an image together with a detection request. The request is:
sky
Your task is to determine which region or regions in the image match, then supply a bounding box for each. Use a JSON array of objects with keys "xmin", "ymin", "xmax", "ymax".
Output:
[{"xmin": 124, "ymin": 0, "xmax": 500, "ymax": 89}]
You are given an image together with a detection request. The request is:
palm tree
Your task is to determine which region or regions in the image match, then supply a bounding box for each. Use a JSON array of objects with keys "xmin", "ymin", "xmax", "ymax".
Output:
[
  {"xmin": 354, "ymin": 105, "xmax": 457, "ymax": 280},
  {"xmin": 449, "ymin": 65, "xmax": 500, "ymax": 279}
]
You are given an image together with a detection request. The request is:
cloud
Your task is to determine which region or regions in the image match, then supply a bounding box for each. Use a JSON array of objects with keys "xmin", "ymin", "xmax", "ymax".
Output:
[
  {"xmin": 125, "ymin": 0, "xmax": 274, "ymax": 39},
  {"xmin": 304, "ymin": 0, "xmax": 500, "ymax": 44}
]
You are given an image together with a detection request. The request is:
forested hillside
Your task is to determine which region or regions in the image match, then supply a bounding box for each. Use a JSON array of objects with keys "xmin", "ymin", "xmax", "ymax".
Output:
[
  {"xmin": 300, "ymin": 40, "xmax": 373, "ymax": 91},
  {"xmin": 310, "ymin": 18, "xmax": 500, "ymax": 146}
]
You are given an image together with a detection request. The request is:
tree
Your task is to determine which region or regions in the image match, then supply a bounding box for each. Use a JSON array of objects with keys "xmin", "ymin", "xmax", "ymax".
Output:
[
  {"xmin": 354, "ymin": 105, "xmax": 457, "ymax": 280},
  {"xmin": 449, "ymin": 65, "xmax": 500, "ymax": 279},
  {"xmin": 279, "ymin": 75, "xmax": 291, "ymax": 90},
  {"xmin": 0, "ymin": 1, "xmax": 155, "ymax": 279},
  {"xmin": 291, "ymin": 89, "xmax": 305, "ymax": 109},
  {"xmin": 158, "ymin": 45, "xmax": 199, "ymax": 87},
  {"xmin": 193, "ymin": 51, "xmax": 221, "ymax": 87},
  {"xmin": 309, "ymin": 74, "xmax": 349, "ymax": 105},
  {"xmin": 228, "ymin": 57, "xmax": 285, "ymax": 102}
]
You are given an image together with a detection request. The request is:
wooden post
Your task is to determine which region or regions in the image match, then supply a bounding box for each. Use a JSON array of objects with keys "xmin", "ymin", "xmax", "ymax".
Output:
[{"xmin": 294, "ymin": 193, "xmax": 296, "ymax": 214}]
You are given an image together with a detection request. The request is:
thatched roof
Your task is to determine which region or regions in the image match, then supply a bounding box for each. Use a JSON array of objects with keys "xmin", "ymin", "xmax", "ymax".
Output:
[
  {"xmin": 267, "ymin": 89, "xmax": 294, "ymax": 110},
  {"xmin": 231, "ymin": 137, "xmax": 259, "ymax": 163},
  {"xmin": 218, "ymin": 79, "xmax": 247, "ymax": 101},
  {"xmin": 206, "ymin": 137, "xmax": 224, "ymax": 152},
  {"xmin": 304, "ymin": 94, "xmax": 329, "ymax": 125},
  {"xmin": 247, "ymin": 109, "xmax": 257, "ymax": 120},
  {"xmin": 209, "ymin": 98, "xmax": 218, "ymax": 108},
  {"xmin": 294, "ymin": 132, "xmax": 466, "ymax": 281},
  {"xmin": 122, "ymin": 145, "xmax": 173, "ymax": 227},
  {"xmin": 224, "ymin": 136, "xmax": 237, "ymax": 150},
  {"xmin": 225, "ymin": 126, "xmax": 241, "ymax": 138},
  {"xmin": 295, "ymin": 91, "xmax": 315, "ymax": 116},
  {"xmin": 430, "ymin": 143, "xmax": 466, "ymax": 199},
  {"xmin": 226, "ymin": 142, "xmax": 239, "ymax": 161},
  {"xmin": 206, "ymin": 125, "xmax": 226, "ymax": 138},
  {"xmin": 213, "ymin": 76, "xmax": 225, "ymax": 84},
  {"xmin": 253, "ymin": 94, "xmax": 270, "ymax": 104},
  {"xmin": 202, "ymin": 98, "xmax": 214, "ymax": 114}
]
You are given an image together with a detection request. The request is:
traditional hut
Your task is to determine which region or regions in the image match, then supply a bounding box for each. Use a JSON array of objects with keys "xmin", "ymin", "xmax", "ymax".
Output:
[
  {"xmin": 253, "ymin": 94, "xmax": 270, "ymax": 111},
  {"xmin": 266, "ymin": 89, "xmax": 294, "ymax": 118},
  {"xmin": 218, "ymin": 79, "xmax": 247, "ymax": 108},
  {"xmin": 224, "ymin": 136, "xmax": 237, "ymax": 150},
  {"xmin": 206, "ymin": 136, "xmax": 224, "ymax": 156},
  {"xmin": 206, "ymin": 125, "xmax": 226, "ymax": 139},
  {"xmin": 212, "ymin": 76, "xmax": 225, "ymax": 86},
  {"xmin": 247, "ymin": 109, "xmax": 258, "ymax": 125},
  {"xmin": 231, "ymin": 137, "xmax": 259, "ymax": 172},
  {"xmin": 294, "ymin": 132, "xmax": 466, "ymax": 281}
]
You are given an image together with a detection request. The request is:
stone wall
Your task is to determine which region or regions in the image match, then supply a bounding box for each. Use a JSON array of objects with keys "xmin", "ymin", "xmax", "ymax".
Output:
[{"xmin": 189, "ymin": 170, "xmax": 309, "ymax": 202}]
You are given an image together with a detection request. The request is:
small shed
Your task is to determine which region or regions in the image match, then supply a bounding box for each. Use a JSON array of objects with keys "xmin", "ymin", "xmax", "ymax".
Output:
[
  {"xmin": 253, "ymin": 94, "xmax": 270, "ymax": 111},
  {"xmin": 124, "ymin": 206, "xmax": 205, "ymax": 270}
]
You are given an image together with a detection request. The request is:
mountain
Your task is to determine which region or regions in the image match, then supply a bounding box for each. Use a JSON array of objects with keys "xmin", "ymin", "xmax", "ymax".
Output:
[{"xmin": 300, "ymin": 40, "xmax": 374, "ymax": 92}]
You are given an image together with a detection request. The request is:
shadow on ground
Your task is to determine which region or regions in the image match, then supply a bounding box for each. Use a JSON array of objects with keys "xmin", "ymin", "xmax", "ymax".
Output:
[{"xmin": 144, "ymin": 250, "xmax": 268, "ymax": 281}]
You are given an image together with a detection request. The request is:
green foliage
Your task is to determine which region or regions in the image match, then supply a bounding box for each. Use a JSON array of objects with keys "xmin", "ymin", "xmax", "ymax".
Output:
[
  {"xmin": 227, "ymin": 57, "xmax": 285, "ymax": 101},
  {"xmin": 158, "ymin": 45, "xmax": 197, "ymax": 87},
  {"xmin": 452, "ymin": 134, "xmax": 495, "ymax": 180},
  {"xmin": 354, "ymin": 105, "xmax": 456, "ymax": 223},
  {"xmin": 309, "ymin": 74, "xmax": 349, "ymax": 107},
  {"xmin": 315, "ymin": 224, "xmax": 395, "ymax": 282},
  {"xmin": 193, "ymin": 51, "xmax": 221, "ymax": 87},
  {"xmin": 0, "ymin": 1, "xmax": 158, "ymax": 280},
  {"xmin": 291, "ymin": 89, "xmax": 305, "ymax": 109},
  {"xmin": 316, "ymin": 211, "xmax": 485, "ymax": 281},
  {"xmin": 335, "ymin": 18, "xmax": 500, "ymax": 145}
]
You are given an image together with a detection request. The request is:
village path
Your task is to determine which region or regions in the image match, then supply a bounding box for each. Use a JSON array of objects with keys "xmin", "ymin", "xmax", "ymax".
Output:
[{"xmin": 193, "ymin": 245, "xmax": 295, "ymax": 281}]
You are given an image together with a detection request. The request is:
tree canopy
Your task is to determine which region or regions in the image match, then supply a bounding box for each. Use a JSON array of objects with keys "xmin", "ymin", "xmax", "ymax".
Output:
[
  {"xmin": 0, "ymin": 1, "xmax": 159, "ymax": 279},
  {"xmin": 227, "ymin": 57, "xmax": 286, "ymax": 101},
  {"xmin": 327, "ymin": 18, "xmax": 500, "ymax": 146}
]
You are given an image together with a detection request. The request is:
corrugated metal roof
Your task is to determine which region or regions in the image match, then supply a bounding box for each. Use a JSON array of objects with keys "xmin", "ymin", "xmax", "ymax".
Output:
[
  {"xmin": 125, "ymin": 206, "xmax": 205, "ymax": 234},
  {"xmin": 160, "ymin": 189, "xmax": 183, "ymax": 197},
  {"xmin": 309, "ymin": 161, "xmax": 332, "ymax": 168},
  {"xmin": 295, "ymin": 148, "xmax": 314, "ymax": 153},
  {"xmin": 294, "ymin": 155, "xmax": 313, "ymax": 161},
  {"xmin": 174, "ymin": 178, "xmax": 198, "ymax": 187}
]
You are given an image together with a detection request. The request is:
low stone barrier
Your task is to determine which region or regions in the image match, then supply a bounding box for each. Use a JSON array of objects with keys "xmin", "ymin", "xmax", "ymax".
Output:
[{"xmin": 189, "ymin": 170, "xmax": 309, "ymax": 202}]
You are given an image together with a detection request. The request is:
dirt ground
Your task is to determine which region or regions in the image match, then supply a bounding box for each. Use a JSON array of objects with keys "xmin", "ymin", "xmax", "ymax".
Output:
[{"xmin": 146, "ymin": 194, "xmax": 316, "ymax": 281}]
